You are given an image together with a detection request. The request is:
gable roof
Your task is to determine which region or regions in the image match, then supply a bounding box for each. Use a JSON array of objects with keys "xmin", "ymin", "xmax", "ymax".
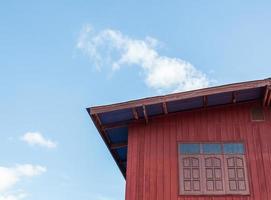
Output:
[{"xmin": 87, "ymin": 78, "xmax": 271, "ymax": 177}]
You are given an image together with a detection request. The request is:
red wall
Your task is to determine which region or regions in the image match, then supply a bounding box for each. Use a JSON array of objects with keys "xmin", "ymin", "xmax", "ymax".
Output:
[{"xmin": 125, "ymin": 102, "xmax": 271, "ymax": 200}]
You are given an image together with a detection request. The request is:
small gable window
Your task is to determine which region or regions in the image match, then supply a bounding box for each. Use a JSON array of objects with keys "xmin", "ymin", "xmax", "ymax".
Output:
[{"xmin": 179, "ymin": 142, "xmax": 250, "ymax": 195}]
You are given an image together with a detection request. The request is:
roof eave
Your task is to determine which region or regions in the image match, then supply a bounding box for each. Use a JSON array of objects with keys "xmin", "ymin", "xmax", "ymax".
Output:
[{"xmin": 90, "ymin": 78, "xmax": 271, "ymax": 114}]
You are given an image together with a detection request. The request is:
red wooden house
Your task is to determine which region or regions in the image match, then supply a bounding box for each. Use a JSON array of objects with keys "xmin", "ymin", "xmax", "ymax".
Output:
[{"xmin": 87, "ymin": 78, "xmax": 271, "ymax": 200}]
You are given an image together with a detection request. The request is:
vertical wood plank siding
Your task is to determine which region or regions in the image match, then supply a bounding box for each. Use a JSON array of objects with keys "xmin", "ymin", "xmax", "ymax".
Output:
[{"xmin": 125, "ymin": 102, "xmax": 271, "ymax": 200}]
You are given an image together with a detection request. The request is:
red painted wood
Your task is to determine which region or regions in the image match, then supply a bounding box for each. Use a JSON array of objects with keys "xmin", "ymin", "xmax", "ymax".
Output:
[{"xmin": 125, "ymin": 101, "xmax": 271, "ymax": 200}]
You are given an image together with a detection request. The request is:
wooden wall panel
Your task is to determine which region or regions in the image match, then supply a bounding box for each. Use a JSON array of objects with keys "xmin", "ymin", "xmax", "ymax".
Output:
[{"xmin": 125, "ymin": 102, "xmax": 271, "ymax": 200}]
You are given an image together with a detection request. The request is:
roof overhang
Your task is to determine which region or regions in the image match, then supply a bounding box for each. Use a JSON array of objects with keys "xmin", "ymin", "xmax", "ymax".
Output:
[{"xmin": 87, "ymin": 78, "xmax": 271, "ymax": 178}]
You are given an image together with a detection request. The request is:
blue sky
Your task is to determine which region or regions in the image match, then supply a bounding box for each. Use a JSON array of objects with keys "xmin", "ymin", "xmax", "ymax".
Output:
[{"xmin": 0, "ymin": 1, "xmax": 271, "ymax": 200}]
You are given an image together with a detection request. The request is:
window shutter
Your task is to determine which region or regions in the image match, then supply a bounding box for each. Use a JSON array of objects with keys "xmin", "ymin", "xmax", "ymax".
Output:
[
  {"xmin": 202, "ymin": 155, "xmax": 225, "ymax": 194},
  {"xmin": 224, "ymin": 155, "xmax": 250, "ymax": 195},
  {"xmin": 179, "ymin": 143, "xmax": 250, "ymax": 196},
  {"xmin": 179, "ymin": 155, "xmax": 202, "ymax": 195}
]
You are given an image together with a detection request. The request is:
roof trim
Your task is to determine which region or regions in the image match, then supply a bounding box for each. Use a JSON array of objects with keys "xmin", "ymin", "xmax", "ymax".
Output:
[{"xmin": 90, "ymin": 78, "xmax": 271, "ymax": 114}]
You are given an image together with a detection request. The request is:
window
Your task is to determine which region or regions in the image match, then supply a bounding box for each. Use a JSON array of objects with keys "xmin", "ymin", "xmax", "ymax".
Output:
[
  {"xmin": 179, "ymin": 143, "xmax": 249, "ymax": 195},
  {"xmin": 203, "ymin": 144, "xmax": 222, "ymax": 154},
  {"xmin": 251, "ymin": 107, "xmax": 265, "ymax": 121}
]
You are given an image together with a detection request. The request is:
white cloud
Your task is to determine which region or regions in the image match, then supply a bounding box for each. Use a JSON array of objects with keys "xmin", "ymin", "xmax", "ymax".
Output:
[
  {"xmin": 15, "ymin": 164, "xmax": 46, "ymax": 177},
  {"xmin": 77, "ymin": 24, "xmax": 210, "ymax": 93},
  {"xmin": 0, "ymin": 167, "xmax": 18, "ymax": 192},
  {"xmin": 0, "ymin": 164, "xmax": 46, "ymax": 200},
  {"xmin": 21, "ymin": 132, "xmax": 57, "ymax": 149},
  {"xmin": 0, "ymin": 164, "xmax": 46, "ymax": 192},
  {"xmin": 0, "ymin": 191, "xmax": 27, "ymax": 200}
]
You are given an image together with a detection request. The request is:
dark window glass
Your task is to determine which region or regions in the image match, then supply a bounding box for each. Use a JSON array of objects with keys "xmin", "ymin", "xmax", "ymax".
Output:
[
  {"xmin": 203, "ymin": 144, "xmax": 222, "ymax": 154},
  {"xmin": 180, "ymin": 144, "xmax": 200, "ymax": 154},
  {"xmin": 223, "ymin": 143, "xmax": 244, "ymax": 154}
]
